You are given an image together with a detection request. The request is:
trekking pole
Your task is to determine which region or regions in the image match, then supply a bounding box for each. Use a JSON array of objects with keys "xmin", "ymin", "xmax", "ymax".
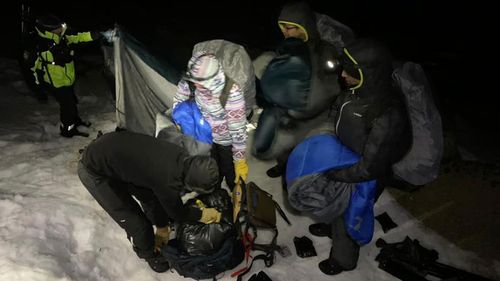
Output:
[
  {"xmin": 39, "ymin": 54, "xmax": 56, "ymax": 88},
  {"xmin": 232, "ymin": 178, "xmax": 244, "ymax": 223},
  {"xmin": 21, "ymin": 3, "xmax": 29, "ymax": 34}
]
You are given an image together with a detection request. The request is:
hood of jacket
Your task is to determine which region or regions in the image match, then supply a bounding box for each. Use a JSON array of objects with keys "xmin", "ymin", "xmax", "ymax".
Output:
[
  {"xmin": 36, "ymin": 27, "xmax": 67, "ymax": 44},
  {"xmin": 278, "ymin": 1, "xmax": 319, "ymax": 42},
  {"xmin": 341, "ymin": 38, "xmax": 394, "ymax": 100},
  {"xmin": 184, "ymin": 52, "xmax": 226, "ymax": 93}
]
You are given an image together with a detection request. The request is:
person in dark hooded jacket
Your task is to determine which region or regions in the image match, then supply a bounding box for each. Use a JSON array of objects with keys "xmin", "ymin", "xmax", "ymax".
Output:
[
  {"xmin": 328, "ymin": 39, "xmax": 410, "ymax": 186},
  {"xmin": 309, "ymin": 38, "xmax": 411, "ymax": 275},
  {"xmin": 78, "ymin": 131, "xmax": 221, "ymax": 273},
  {"xmin": 258, "ymin": 1, "xmax": 343, "ymax": 178}
]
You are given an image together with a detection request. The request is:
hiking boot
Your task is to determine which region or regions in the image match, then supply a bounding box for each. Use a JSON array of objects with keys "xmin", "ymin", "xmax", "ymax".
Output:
[
  {"xmin": 75, "ymin": 117, "xmax": 92, "ymax": 128},
  {"xmin": 318, "ymin": 259, "xmax": 354, "ymax": 276},
  {"xmin": 309, "ymin": 223, "xmax": 332, "ymax": 238},
  {"xmin": 145, "ymin": 252, "xmax": 170, "ymax": 273},
  {"xmin": 60, "ymin": 124, "xmax": 89, "ymax": 138},
  {"xmin": 266, "ymin": 165, "xmax": 283, "ymax": 178},
  {"xmin": 249, "ymin": 271, "xmax": 273, "ymax": 281}
]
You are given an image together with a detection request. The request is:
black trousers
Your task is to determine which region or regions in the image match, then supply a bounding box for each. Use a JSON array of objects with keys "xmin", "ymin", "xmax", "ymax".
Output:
[
  {"xmin": 52, "ymin": 86, "xmax": 80, "ymax": 127},
  {"xmin": 211, "ymin": 143, "xmax": 236, "ymax": 191},
  {"xmin": 77, "ymin": 162, "xmax": 170, "ymax": 259},
  {"xmin": 329, "ymin": 216, "xmax": 360, "ymax": 269}
]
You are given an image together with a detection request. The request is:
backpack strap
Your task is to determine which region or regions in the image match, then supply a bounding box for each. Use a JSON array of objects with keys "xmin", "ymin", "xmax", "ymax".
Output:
[
  {"xmin": 231, "ymin": 181, "xmax": 288, "ymax": 280},
  {"xmin": 233, "ymin": 225, "xmax": 275, "ymax": 281},
  {"xmin": 235, "ymin": 253, "xmax": 274, "ymax": 281},
  {"xmin": 219, "ymin": 76, "xmax": 234, "ymax": 108},
  {"xmin": 231, "ymin": 222, "xmax": 254, "ymax": 278},
  {"xmin": 35, "ymin": 50, "xmax": 55, "ymax": 87},
  {"xmin": 252, "ymin": 225, "xmax": 277, "ymax": 260},
  {"xmin": 273, "ymin": 200, "xmax": 291, "ymax": 225},
  {"xmin": 233, "ymin": 224, "xmax": 278, "ymax": 280}
]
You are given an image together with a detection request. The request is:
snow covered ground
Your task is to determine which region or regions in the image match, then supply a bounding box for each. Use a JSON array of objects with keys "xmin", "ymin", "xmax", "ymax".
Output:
[{"xmin": 0, "ymin": 57, "xmax": 499, "ymax": 281}]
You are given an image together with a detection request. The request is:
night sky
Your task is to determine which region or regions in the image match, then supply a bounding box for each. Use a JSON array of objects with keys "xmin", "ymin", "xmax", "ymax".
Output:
[
  {"xmin": 6, "ymin": 1, "xmax": 475, "ymax": 60},
  {"xmin": 1, "ymin": 1, "xmax": 495, "ymax": 132}
]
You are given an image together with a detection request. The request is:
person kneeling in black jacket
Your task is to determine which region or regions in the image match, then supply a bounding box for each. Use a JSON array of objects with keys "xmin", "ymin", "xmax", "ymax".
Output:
[{"xmin": 78, "ymin": 131, "xmax": 221, "ymax": 273}]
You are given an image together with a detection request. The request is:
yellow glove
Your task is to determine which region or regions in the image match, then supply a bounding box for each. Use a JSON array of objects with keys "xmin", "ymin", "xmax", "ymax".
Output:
[
  {"xmin": 154, "ymin": 226, "xmax": 171, "ymax": 252},
  {"xmin": 199, "ymin": 207, "xmax": 222, "ymax": 224},
  {"xmin": 234, "ymin": 159, "xmax": 249, "ymax": 183}
]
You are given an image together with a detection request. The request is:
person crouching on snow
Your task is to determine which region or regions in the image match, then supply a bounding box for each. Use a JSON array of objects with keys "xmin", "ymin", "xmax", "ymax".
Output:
[
  {"xmin": 78, "ymin": 131, "xmax": 221, "ymax": 273},
  {"xmin": 173, "ymin": 53, "xmax": 249, "ymax": 191}
]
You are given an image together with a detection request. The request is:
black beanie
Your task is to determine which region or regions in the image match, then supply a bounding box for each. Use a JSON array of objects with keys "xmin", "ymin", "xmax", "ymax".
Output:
[
  {"xmin": 183, "ymin": 155, "xmax": 219, "ymax": 194},
  {"xmin": 36, "ymin": 14, "xmax": 65, "ymax": 32}
]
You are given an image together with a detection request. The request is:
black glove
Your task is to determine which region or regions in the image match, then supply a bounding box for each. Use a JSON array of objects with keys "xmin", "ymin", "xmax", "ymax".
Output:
[
  {"xmin": 90, "ymin": 31, "xmax": 102, "ymax": 41},
  {"xmin": 293, "ymin": 236, "xmax": 317, "ymax": 258}
]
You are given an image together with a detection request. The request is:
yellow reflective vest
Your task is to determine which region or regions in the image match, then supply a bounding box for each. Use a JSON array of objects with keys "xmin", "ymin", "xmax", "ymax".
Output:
[{"xmin": 31, "ymin": 28, "xmax": 95, "ymax": 88}]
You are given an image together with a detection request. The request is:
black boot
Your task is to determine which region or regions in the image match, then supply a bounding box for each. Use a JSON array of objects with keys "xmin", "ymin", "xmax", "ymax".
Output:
[
  {"xmin": 75, "ymin": 117, "xmax": 92, "ymax": 128},
  {"xmin": 60, "ymin": 124, "xmax": 89, "ymax": 138},
  {"xmin": 309, "ymin": 223, "xmax": 332, "ymax": 238},
  {"xmin": 145, "ymin": 252, "xmax": 170, "ymax": 273},
  {"xmin": 266, "ymin": 165, "xmax": 283, "ymax": 178},
  {"xmin": 318, "ymin": 259, "xmax": 354, "ymax": 276}
]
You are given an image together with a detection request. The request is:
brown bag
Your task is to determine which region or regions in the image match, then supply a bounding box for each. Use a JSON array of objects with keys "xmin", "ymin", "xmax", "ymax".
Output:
[
  {"xmin": 232, "ymin": 181, "xmax": 291, "ymax": 281},
  {"xmin": 246, "ymin": 182, "xmax": 277, "ymax": 228}
]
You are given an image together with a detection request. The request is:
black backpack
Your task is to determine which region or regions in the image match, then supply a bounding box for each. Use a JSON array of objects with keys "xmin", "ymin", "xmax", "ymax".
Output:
[
  {"xmin": 162, "ymin": 236, "xmax": 244, "ymax": 280},
  {"xmin": 391, "ymin": 62, "xmax": 443, "ymax": 186},
  {"xmin": 161, "ymin": 189, "xmax": 245, "ymax": 280}
]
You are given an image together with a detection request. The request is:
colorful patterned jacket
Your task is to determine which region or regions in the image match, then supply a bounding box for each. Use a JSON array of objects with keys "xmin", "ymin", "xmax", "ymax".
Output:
[{"xmin": 173, "ymin": 72, "xmax": 247, "ymax": 161}]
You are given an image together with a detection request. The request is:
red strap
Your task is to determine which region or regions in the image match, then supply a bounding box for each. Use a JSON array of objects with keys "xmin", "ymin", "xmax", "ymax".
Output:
[
  {"xmin": 231, "ymin": 266, "xmax": 249, "ymax": 278},
  {"xmin": 231, "ymin": 230, "xmax": 255, "ymax": 277}
]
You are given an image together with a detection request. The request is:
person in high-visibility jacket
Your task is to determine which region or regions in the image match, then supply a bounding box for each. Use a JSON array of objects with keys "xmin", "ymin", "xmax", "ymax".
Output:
[{"xmin": 31, "ymin": 13, "xmax": 102, "ymax": 138}]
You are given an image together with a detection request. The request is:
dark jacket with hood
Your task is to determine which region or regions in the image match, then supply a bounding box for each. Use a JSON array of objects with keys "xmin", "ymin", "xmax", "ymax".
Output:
[
  {"xmin": 328, "ymin": 39, "xmax": 411, "ymax": 183},
  {"xmin": 252, "ymin": 2, "xmax": 342, "ymax": 159},
  {"xmin": 81, "ymin": 131, "xmax": 202, "ymax": 222},
  {"xmin": 269, "ymin": 1, "xmax": 341, "ymax": 119}
]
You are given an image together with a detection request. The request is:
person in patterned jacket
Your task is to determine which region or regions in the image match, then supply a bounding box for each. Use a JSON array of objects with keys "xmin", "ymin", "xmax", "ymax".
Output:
[{"xmin": 173, "ymin": 52, "xmax": 248, "ymax": 191}]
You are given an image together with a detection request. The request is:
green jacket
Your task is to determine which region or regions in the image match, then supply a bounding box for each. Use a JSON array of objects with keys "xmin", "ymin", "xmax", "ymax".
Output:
[{"xmin": 31, "ymin": 28, "xmax": 95, "ymax": 88}]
